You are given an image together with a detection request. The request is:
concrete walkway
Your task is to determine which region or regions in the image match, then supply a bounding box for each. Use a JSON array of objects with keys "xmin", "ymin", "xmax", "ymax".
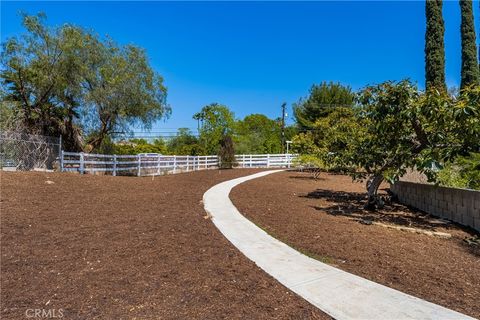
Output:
[{"xmin": 203, "ymin": 170, "xmax": 475, "ymax": 320}]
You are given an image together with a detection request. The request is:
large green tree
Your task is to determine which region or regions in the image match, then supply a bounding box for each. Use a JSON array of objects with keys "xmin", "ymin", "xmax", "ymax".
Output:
[
  {"xmin": 425, "ymin": 0, "xmax": 447, "ymax": 91},
  {"xmin": 351, "ymin": 81, "xmax": 478, "ymax": 208},
  {"xmin": 193, "ymin": 103, "xmax": 235, "ymax": 155},
  {"xmin": 1, "ymin": 13, "xmax": 170, "ymax": 152},
  {"xmin": 167, "ymin": 128, "xmax": 204, "ymax": 155},
  {"xmin": 292, "ymin": 107, "xmax": 363, "ymax": 171},
  {"xmin": 235, "ymin": 114, "xmax": 282, "ymax": 154},
  {"xmin": 82, "ymin": 42, "xmax": 169, "ymax": 151},
  {"xmin": 1, "ymin": 14, "xmax": 85, "ymax": 150},
  {"xmin": 293, "ymin": 82, "xmax": 354, "ymax": 129},
  {"xmin": 459, "ymin": 0, "xmax": 480, "ymax": 89},
  {"xmin": 294, "ymin": 81, "xmax": 479, "ymax": 208}
]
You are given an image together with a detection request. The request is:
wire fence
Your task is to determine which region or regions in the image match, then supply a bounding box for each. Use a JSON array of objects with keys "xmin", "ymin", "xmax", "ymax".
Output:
[{"xmin": 0, "ymin": 132, "xmax": 61, "ymax": 171}]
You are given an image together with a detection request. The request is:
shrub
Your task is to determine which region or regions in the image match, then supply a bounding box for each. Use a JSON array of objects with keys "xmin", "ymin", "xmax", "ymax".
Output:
[
  {"xmin": 218, "ymin": 134, "xmax": 236, "ymax": 169},
  {"xmin": 438, "ymin": 153, "xmax": 480, "ymax": 190}
]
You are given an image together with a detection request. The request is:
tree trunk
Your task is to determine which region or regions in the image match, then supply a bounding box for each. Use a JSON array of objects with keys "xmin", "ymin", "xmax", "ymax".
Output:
[
  {"xmin": 59, "ymin": 118, "xmax": 85, "ymax": 152},
  {"xmin": 365, "ymin": 174, "xmax": 384, "ymax": 210}
]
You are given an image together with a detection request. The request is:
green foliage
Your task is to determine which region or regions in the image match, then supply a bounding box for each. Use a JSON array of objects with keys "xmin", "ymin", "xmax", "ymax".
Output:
[
  {"xmin": 292, "ymin": 107, "xmax": 362, "ymax": 171},
  {"xmin": 425, "ymin": 0, "xmax": 446, "ymax": 91},
  {"xmin": 235, "ymin": 114, "xmax": 282, "ymax": 154},
  {"xmin": 218, "ymin": 134, "xmax": 236, "ymax": 169},
  {"xmin": 438, "ymin": 153, "xmax": 480, "ymax": 190},
  {"xmin": 310, "ymin": 107, "xmax": 364, "ymax": 172},
  {"xmin": 193, "ymin": 103, "xmax": 235, "ymax": 155},
  {"xmin": 460, "ymin": 0, "xmax": 480, "ymax": 89},
  {"xmin": 167, "ymin": 128, "xmax": 204, "ymax": 156},
  {"xmin": 293, "ymin": 80, "xmax": 479, "ymax": 207},
  {"xmin": 0, "ymin": 13, "xmax": 169, "ymax": 152},
  {"xmin": 293, "ymin": 81, "xmax": 354, "ymax": 129},
  {"xmin": 291, "ymin": 132, "xmax": 321, "ymax": 157},
  {"xmin": 352, "ymin": 81, "xmax": 479, "ymax": 184},
  {"xmin": 113, "ymin": 138, "xmax": 167, "ymax": 155}
]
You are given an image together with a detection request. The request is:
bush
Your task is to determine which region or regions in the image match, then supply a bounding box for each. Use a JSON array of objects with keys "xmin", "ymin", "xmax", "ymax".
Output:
[
  {"xmin": 218, "ymin": 134, "xmax": 236, "ymax": 169},
  {"xmin": 437, "ymin": 153, "xmax": 480, "ymax": 190}
]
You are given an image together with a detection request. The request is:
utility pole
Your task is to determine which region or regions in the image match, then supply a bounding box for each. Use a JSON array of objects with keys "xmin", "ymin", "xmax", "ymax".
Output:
[{"xmin": 281, "ymin": 102, "xmax": 286, "ymax": 153}]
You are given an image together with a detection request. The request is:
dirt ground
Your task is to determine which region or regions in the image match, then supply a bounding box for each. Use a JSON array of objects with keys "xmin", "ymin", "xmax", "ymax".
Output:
[
  {"xmin": 1, "ymin": 169, "xmax": 329, "ymax": 320},
  {"xmin": 230, "ymin": 170, "xmax": 480, "ymax": 319}
]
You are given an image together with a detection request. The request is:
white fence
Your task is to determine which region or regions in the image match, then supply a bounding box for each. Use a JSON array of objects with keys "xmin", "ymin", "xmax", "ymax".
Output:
[
  {"xmin": 60, "ymin": 152, "xmax": 297, "ymax": 176},
  {"xmin": 235, "ymin": 154, "xmax": 295, "ymax": 168}
]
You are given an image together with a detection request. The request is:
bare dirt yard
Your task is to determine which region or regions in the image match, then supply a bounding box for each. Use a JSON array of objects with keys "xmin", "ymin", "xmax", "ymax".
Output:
[
  {"xmin": 230, "ymin": 170, "xmax": 480, "ymax": 319},
  {"xmin": 1, "ymin": 169, "xmax": 329, "ymax": 320}
]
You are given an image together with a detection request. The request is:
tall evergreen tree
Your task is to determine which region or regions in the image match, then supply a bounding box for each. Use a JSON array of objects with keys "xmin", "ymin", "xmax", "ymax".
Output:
[
  {"xmin": 459, "ymin": 0, "xmax": 480, "ymax": 89},
  {"xmin": 293, "ymin": 82, "xmax": 354, "ymax": 129},
  {"xmin": 425, "ymin": 0, "xmax": 447, "ymax": 92}
]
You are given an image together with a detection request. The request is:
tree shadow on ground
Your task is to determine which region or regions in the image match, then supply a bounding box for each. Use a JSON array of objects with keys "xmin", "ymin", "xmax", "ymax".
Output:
[
  {"xmin": 301, "ymin": 188, "xmax": 464, "ymax": 231},
  {"xmin": 304, "ymin": 189, "xmax": 480, "ymax": 258},
  {"xmin": 288, "ymin": 175, "xmax": 326, "ymax": 181}
]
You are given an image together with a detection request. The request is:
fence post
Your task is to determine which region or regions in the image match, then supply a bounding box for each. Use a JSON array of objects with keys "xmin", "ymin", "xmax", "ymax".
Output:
[
  {"xmin": 250, "ymin": 154, "xmax": 253, "ymax": 168},
  {"xmin": 112, "ymin": 154, "xmax": 117, "ymax": 176},
  {"xmin": 173, "ymin": 155, "xmax": 177, "ymax": 173},
  {"xmin": 58, "ymin": 135, "xmax": 62, "ymax": 172},
  {"xmin": 137, "ymin": 155, "xmax": 141, "ymax": 177},
  {"xmin": 242, "ymin": 154, "xmax": 245, "ymax": 168},
  {"xmin": 79, "ymin": 152, "xmax": 85, "ymax": 174},
  {"xmin": 267, "ymin": 154, "xmax": 270, "ymax": 168},
  {"xmin": 287, "ymin": 153, "xmax": 291, "ymax": 168},
  {"xmin": 157, "ymin": 155, "xmax": 161, "ymax": 175},
  {"xmin": 60, "ymin": 150, "xmax": 64, "ymax": 172}
]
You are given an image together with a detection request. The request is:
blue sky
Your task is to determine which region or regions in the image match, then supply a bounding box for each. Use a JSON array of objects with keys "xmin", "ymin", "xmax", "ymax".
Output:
[{"xmin": 2, "ymin": 1, "xmax": 479, "ymax": 136}]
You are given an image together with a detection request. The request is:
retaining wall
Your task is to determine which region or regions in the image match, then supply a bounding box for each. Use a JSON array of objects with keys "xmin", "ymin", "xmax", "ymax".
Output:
[{"xmin": 390, "ymin": 181, "xmax": 480, "ymax": 232}]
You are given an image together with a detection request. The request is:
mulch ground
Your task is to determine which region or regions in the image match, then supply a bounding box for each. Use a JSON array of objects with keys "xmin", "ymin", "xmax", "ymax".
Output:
[
  {"xmin": 230, "ymin": 170, "xmax": 480, "ymax": 319},
  {"xmin": 1, "ymin": 169, "xmax": 329, "ymax": 320}
]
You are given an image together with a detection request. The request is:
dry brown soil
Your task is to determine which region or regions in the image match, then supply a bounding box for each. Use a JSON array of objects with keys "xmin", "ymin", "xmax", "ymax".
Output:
[
  {"xmin": 230, "ymin": 170, "xmax": 480, "ymax": 319},
  {"xmin": 1, "ymin": 170, "xmax": 329, "ymax": 320}
]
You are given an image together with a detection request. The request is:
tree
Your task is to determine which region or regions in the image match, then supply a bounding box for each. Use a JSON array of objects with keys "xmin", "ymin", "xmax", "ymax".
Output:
[
  {"xmin": 425, "ymin": 0, "xmax": 447, "ymax": 91},
  {"xmin": 0, "ymin": 13, "xmax": 170, "ymax": 152},
  {"xmin": 1, "ymin": 13, "xmax": 86, "ymax": 151},
  {"xmin": 437, "ymin": 152, "xmax": 480, "ymax": 190},
  {"xmin": 351, "ymin": 81, "xmax": 479, "ymax": 208},
  {"xmin": 235, "ymin": 114, "xmax": 282, "ymax": 154},
  {"xmin": 167, "ymin": 128, "xmax": 204, "ymax": 155},
  {"xmin": 293, "ymin": 82, "xmax": 354, "ymax": 129},
  {"xmin": 82, "ymin": 42, "xmax": 169, "ymax": 151},
  {"xmin": 114, "ymin": 138, "xmax": 167, "ymax": 155},
  {"xmin": 218, "ymin": 134, "xmax": 236, "ymax": 169},
  {"xmin": 459, "ymin": 0, "xmax": 480, "ymax": 89},
  {"xmin": 294, "ymin": 81, "xmax": 479, "ymax": 209},
  {"xmin": 291, "ymin": 107, "xmax": 363, "ymax": 176},
  {"xmin": 193, "ymin": 103, "xmax": 235, "ymax": 155}
]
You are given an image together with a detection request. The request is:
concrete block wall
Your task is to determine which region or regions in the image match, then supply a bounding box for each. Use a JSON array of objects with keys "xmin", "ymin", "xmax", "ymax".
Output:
[{"xmin": 390, "ymin": 181, "xmax": 480, "ymax": 232}]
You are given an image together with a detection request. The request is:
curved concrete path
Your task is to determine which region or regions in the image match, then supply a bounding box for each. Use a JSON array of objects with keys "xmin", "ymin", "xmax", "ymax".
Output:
[{"xmin": 203, "ymin": 170, "xmax": 475, "ymax": 320}]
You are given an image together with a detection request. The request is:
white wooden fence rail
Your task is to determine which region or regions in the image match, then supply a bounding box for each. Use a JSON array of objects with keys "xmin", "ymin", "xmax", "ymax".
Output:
[{"xmin": 60, "ymin": 152, "xmax": 297, "ymax": 176}]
